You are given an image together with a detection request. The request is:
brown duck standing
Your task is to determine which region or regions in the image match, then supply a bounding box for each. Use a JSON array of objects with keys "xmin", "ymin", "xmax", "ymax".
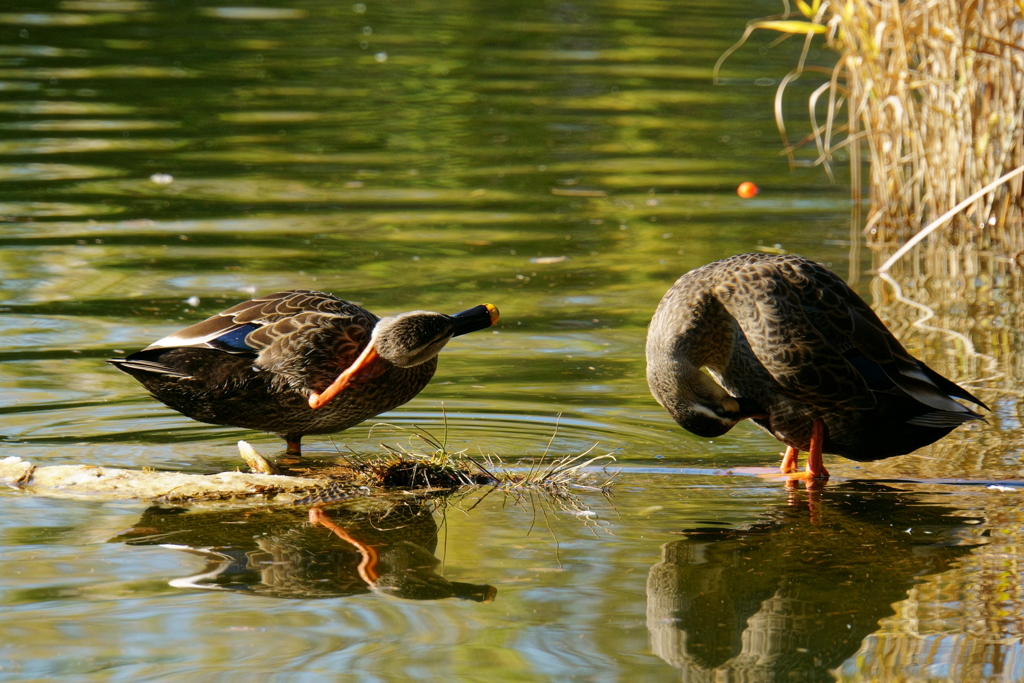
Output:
[
  {"xmin": 110, "ymin": 291, "xmax": 499, "ymax": 455},
  {"xmin": 645, "ymin": 253, "xmax": 986, "ymax": 478}
]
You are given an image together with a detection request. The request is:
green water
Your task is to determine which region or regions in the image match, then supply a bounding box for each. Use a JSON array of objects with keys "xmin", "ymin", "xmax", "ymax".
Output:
[{"xmin": 0, "ymin": 1, "xmax": 1020, "ymax": 681}]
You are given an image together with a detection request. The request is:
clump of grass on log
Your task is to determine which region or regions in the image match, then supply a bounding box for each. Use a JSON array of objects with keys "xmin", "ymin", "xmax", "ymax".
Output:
[
  {"xmin": 360, "ymin": 419, "xmax": 614, "ymax": 499},
  {"xmin": 310, "ymin": 412, "xmax": 617, "ymax": 503},
  {"xmin": 365, "ymin": 421, "xmax": 496, "ymax": 490},
  {"xmin": 717, "ymin": 0, "xmax": 1024, "ymax": 251}
]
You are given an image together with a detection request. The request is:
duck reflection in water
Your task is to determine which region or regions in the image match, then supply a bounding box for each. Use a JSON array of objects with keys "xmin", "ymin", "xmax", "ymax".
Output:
[
  {"xmin": 112, "ymin": 501, "xmax": 495, "ymax": 602},
  {"xmin": 646, "ymin": 482, "xmax": 980, "ymax": 681}
]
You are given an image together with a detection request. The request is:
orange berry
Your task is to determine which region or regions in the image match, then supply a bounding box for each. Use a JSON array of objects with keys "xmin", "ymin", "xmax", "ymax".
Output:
[{"xmin": 737, "ymin": 181, "xmax": 759, "ymax": 198}]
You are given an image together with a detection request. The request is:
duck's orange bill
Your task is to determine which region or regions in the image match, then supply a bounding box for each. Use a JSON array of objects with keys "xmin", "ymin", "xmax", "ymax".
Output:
[{"xmin": 308, "ymin": 343, "xmax": 390, "ymax": 409}]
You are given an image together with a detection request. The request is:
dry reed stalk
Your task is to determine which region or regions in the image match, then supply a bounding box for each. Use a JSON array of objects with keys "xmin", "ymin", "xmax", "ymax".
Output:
[
  {"xmin": 830, "ymin": 0, "xmax": 1024, "ymax": 249},
  {"xmin": 721, "ymin": 0, "xmax": 1024, "ymax": 252}
]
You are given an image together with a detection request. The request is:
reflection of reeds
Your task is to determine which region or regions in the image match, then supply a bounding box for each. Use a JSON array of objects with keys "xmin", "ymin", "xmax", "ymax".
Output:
[
  {"xmin": 722, "ymin": 0, "xmax": 1024, "ymax": 246},
  {"xmin": 838, "ymin": 492, "xmax": 1022, "ymax": 681},
  {"xmin": 865, "ymin": 245, "xmax": 1023, "ymax": 480}
]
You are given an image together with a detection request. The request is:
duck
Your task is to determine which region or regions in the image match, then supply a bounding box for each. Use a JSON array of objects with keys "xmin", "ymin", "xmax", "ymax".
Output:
[
  {"xmin": 645, "ymin": 253, "xmax": 986, "ymax": 478},
  {"xmin": 109, "ymin": 290, "xmax": 499, "ymax": 455}
]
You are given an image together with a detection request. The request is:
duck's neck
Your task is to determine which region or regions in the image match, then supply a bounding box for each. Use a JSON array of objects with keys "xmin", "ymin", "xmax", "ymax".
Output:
[{"xmin": 645, "ymin": 293, "xmax": 748, "ymax": 436}]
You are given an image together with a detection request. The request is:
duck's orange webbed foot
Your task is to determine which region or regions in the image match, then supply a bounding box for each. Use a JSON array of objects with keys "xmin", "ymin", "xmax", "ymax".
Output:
[
  {"xmin": 804, "ymin": 419, "xmax": 830, "ymax": 479},
  {"xmin": 779, "ymin": 446, "xmax": 800, "ymax": 474},
  {"xmin": 779, "ymin": 421, "xmax": 829, "ymax": 482}
]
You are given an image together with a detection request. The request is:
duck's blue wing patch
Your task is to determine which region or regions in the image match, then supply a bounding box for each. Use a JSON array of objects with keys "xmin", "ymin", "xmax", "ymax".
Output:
[{"xmin": 209, "ymin": 323, "xmax": 261, "ymax": 353}]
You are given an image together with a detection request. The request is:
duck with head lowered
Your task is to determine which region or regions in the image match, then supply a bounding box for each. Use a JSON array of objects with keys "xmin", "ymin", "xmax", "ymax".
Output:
[
  {"xmin": 645, "ymin": 253, "xmax": 986, "ymax": 479},
  {"xmin": 110, "ymin": 291, "xmax": 499, "ymax": 455}
]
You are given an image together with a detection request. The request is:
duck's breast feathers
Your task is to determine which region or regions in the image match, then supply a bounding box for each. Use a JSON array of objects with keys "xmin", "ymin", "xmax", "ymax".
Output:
[
  {"xmin": 142, "ymin": 290, "xmax": 377, "ymax": 356},
  {"xmin": 710, "ymin": 253, "xmax": 985, "ymax": 415}
]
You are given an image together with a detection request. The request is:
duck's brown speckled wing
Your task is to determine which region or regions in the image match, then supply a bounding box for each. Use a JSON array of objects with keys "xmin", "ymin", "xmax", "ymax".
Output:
[
  {"xmin": 129, "ymin": 291, "xmax": 381, "ymax": 394},
  {"xmin": 803, "ymin": 260, "xmax": 985, "ymax": 413},
  {"xmin": 711, "ymin": 254, "xmax": 981, "ymax": 415},
  {"xmin": 708, "ymin": 254, "xmax": 876, "ymax": 411},
  {"xmin": 782, "ymin": 257, "xmax": 985, "ymax": 414},
  {"xmin": 144, "ymin": 290, "xmax": 375, "ymax": 356}
]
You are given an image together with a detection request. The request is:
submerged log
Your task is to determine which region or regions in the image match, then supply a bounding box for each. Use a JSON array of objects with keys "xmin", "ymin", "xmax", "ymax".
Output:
[{"xmin": 0, "ymin": 441, "xmax": 359, "ymax": 504}]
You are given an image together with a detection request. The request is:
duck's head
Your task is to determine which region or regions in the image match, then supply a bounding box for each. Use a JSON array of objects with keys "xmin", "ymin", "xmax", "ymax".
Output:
[
  {"xmin": 308, "ymin": 303, "xmax": 499, "ymax": 409},
  {"xmin": 371, "ymin": 304, "xmax": 500, "ymax": 367},
  {"xmin": 647, "ymin": 357, "xmax": 767, "ymax": 437},
  {"xmin": 665, "ymin": 396, "xmax": 767, "ymax": 438}
]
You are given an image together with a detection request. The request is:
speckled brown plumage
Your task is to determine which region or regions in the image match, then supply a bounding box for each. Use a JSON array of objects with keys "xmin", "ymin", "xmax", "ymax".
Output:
[
  {"xmin": 110, "ymin": 290, "xmax": 498, "ymax": 454},
  {"xmin": 646, "ymin": 254, "xmax": 986, "ymax": 463}
]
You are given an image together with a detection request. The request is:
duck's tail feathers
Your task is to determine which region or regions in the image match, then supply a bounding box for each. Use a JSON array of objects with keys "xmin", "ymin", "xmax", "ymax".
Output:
[
  {"xmin": 905, "ymin": 409, "xmax": 985, "ymax": 428},
  {"xmin": 107, "ymin": 358, "xmax": 193, "ymax": 379},
  {"xmin": 915, "ymin": 362, "xmax": 989, "ymax": 411}
]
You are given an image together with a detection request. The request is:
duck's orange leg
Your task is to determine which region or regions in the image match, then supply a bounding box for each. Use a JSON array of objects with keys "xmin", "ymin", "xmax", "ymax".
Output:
[
  {"xmin": 309, "ymin": 508, "xmax": 380, "ymax": 586},
  {"xmin": 805, "ymin": 419, "xmax": 829, "ymax": 479},
  {"xmin": 285, "ymin": 437, "xmax": 302, "ymax": 456},
  {"xmin": 779, "ymin": 446, "xmax": 800, "ymax": 474}
]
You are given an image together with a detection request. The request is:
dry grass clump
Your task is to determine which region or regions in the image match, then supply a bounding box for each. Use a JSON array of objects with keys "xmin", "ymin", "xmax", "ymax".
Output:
[
  {"xmin": 362, "ymin": 421, "xmax": 617, "ymax": 496},
  {"xmin": 354, "ymin": 422, "xmax": 618, "ymax": 547},
  {"xmin": 278, "ymin": 416, "xmax": 617, "ymax": 509},
  {"xmin": 719, "ymin": 0, "xmax": 1024, "ymax": 253}
]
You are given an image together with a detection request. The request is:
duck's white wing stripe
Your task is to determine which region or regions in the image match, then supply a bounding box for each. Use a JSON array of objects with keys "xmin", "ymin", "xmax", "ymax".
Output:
[{"xmin": 144, "ymin": 321, "xmax": 247, "ymax": 350}]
